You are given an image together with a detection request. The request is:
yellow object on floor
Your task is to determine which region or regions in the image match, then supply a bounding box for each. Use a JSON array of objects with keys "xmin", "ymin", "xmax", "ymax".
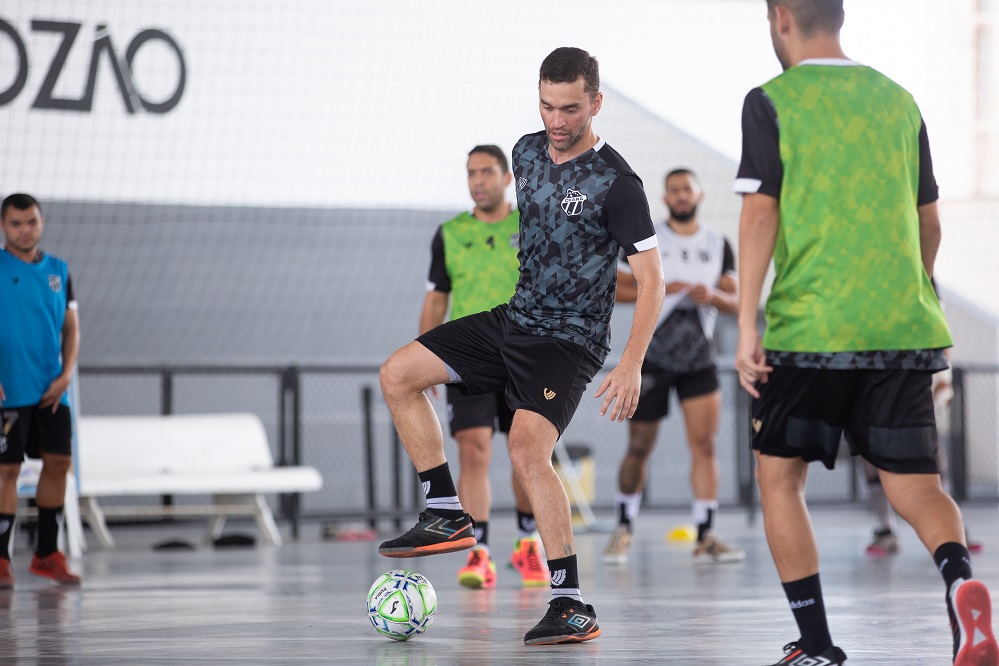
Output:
[{"xmin": 667, "ymin": 525, "xmax": 696, "ymax": 542}]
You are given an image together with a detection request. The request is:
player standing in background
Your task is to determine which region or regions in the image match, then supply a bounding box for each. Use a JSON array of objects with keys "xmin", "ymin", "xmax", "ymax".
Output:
[
  {"xmin": 421, "ymin": 144, "xmax": 548, "ymax": 590},
  {"xmin": 604, "ymin": 168, "xmax": 744, "ymax": 565},
  {"xmin": 736, "ymin": 2, "xmax": 998, "ymax": 663},
  {"xmin": 378, "ymin": 46, "xmax": 664, "ymax": 645},
  {"xmin": 0, "ymin": 193, "xmax": 82, "ymax": 588}
]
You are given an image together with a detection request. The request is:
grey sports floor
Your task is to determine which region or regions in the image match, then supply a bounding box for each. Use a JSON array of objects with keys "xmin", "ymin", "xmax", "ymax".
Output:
[{"xmin": 1, "ymin": 505, "xmax": 996, "ymax": 664}]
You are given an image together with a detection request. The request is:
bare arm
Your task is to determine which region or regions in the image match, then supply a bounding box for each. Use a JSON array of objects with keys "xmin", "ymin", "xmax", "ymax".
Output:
[
  {"xmin": 418, "ymin": 291, "xmax": 449, "ymax": 335},
  {"xmin": 615, "ymin": 268, "xmax": 638, "ymax": 303},
  {"xmin": 918, "ymin": 201, "xmax": 941, "ymax": 279},
  {"xmin": 735, "ymin": 194, "xmax": 778, "ymax": 398},
  {"xmin": 40, "ymin": 309, "xmax": 79, "ymax": 411},
  {"xmin": 594, "ymin": 248, "xmax": 665, "ymax": 420}
]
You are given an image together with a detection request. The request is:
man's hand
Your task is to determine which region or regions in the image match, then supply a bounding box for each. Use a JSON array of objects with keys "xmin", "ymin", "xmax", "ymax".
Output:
[
  {"xmin": 665, "ymin": 281, "xmax": 691, "ymax": 295},
  {"xmin": 39, "ymin": 374, "xmax": 70, "ymax": 412},
  {"xmin": 593, "ymin": 358, "xmax": 643, "ymax": 422},
  {"xmin": 687, "ymin": 284, "xmax": 714, "ymax": 305},
  {"xmin": 736, "ymin": 327, "xmax": 772, "ymax": 399}
]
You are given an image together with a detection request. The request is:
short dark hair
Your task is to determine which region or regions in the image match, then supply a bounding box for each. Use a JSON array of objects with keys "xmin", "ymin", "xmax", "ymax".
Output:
[
  {"xmin": 1, "ymin": 193, "xmax": 42, "ymax": 219},
  {"xmin": 539, "ymin": 47, "xmax": 600, "ymax": 98},
  {"xmin": 468, "ymin": 145, "xmax": 509, "ymax": 174},
  {"xmin": 665, "ymin": 168, "xmax": 699, "ymax": 186},
  {"xmin": 766, "ymin": 0, "xmax": 844, "ymax": 36}
]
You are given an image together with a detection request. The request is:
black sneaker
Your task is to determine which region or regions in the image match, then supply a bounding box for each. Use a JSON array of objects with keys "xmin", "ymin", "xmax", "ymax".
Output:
[
  {"xmin": 767, "ymin": 641, "xmax": 847, "ymax": 665},
  {"xmin": 377, "ymin": 510, "xmax": 476, "ymax": 558},
  {"xmin": 523, "ymin": 597, "xmax": 601, "ymax": 646}
]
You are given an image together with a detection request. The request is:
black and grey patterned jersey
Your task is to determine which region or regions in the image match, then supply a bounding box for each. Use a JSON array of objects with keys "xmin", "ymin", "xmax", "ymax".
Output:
[
  {"xmin": 765, "ymin": 349, "xmax": 948, "ymax": 371},
  {"xmin": 645, "ymin": 309, "xmax": 715, "ymax": 373},
  {"xmin": 506, "ymin": 131, "xmax": 657, "ymax": 358}
]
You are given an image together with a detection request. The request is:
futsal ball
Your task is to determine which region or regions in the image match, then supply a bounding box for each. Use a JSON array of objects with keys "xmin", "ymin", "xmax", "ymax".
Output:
[{"xmin": 366, "ymin": 569, "xmax": 437, "ymax": 641}]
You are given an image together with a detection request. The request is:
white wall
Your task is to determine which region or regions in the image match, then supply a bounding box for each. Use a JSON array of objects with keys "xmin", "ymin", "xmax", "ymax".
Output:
[{"xmin": 0, "ymin": 1, "xmax": 986, "ymax": 207}]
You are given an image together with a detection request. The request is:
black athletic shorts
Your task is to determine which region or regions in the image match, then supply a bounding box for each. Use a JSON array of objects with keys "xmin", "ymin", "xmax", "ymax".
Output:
[
  {"xmin": 445, "ymin": 386, "xmax": 514, "ymax": 437},
  {"xmin": 0, "ymin": 404, "xmax": 73, "ymax": 463},
  {"xmin": 417, "ymin": 305, "xmax": 605, "ymax": 436},
  {"xmin": 751, "ymin": 366, "xmax": 939, "ymax": 473},
  {"xmin": 631, "ymin": 364, "xmax": 719, "ymax": 422}
]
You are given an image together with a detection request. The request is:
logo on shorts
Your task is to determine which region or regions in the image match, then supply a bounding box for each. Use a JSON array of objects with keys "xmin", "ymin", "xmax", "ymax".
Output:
[
  {"xmin": 0, "ymin": 435, "xmax": 6, "ymax": 454},
  {"xmin": 48, "ymin": 274, "xmax": 62, "ymax": 293},
  {"xmin": 561, "ymin": 189, "xmax": 586, "ymax": 216},
  {"xmin": 0, "ymin": 519, "xmax": 9, "ymax": 535},
  {"xmin": 550, "ymin": 569, "xmax": 566, "ymax": 586},
  {"xmin": 543, "ymin": 388, "xmax": 556, "ymax": 401},
  {"xmin": 752, "ymin": 418, "xmax": 763, "ymax": 433}
]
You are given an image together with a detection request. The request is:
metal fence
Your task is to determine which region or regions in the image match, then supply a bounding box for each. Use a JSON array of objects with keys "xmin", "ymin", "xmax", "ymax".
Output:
[{"xmin": 75, "ymin": 363, "xmax": 999, "ymax": 530}]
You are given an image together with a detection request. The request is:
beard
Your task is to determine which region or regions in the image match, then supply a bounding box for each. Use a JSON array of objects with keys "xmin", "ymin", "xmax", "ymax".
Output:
[
  {"xmin": 669, "ymin": 205, "xmax": 697, "ymax": 223},
  {"xmin": 546, "ymin": 122, "xmax": 587, "ymax": 153}
]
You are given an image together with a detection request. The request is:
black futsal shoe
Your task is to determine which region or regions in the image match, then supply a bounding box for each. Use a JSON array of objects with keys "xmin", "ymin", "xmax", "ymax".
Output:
[
  {"xmin": 524, "ymin": 597, "xmax": 601, "ymax": 646},
  {"xmin": 766, "ymin": 641, "xmax": 846, "ymax": 665},
  {"xmin": 377, "ymin": 509, "xmax": 476, "ymax": 558}
]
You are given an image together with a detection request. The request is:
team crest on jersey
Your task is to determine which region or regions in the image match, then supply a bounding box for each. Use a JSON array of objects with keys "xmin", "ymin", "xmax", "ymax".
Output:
[
  {"xmin": 561, "ymin": 189, "xmax": 586, "ymax": 216},
  {"xmin": 518, "ymin": 177, "xmax": 528, "ymax": 190},
  {"xmin": 48, "ymin": 275, "xmax": 62, "ymax": 293}
]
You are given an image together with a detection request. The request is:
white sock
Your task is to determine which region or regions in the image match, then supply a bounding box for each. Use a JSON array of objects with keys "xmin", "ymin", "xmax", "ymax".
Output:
[{"xmin": 615, "ymin": 491, "xmax": 642, "ymax": 525}]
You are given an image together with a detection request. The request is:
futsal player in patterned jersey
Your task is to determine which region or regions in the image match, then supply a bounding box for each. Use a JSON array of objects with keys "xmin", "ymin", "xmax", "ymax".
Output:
[
  {"xmin": 421, "ymin": 145, "xmax": 548, "ymax": 590},
  {"xmin": 604, "ymin": 168, "xmax": 744, "ymax": 566},
  {"xmin": 735, "ymin": 2, "xmax": 997, "ymax": 664},
  {"xmin": 378, "ymin": 47, "xmax": 664, "ymax": 645},
  {"xmin": 0, "ymin": 194, "xmax": 82, "ymax": 588}
]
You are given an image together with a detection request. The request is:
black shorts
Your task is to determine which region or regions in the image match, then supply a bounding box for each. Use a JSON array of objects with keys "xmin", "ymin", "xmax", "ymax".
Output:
[
  {"xmin": 751, "ymin": 366, "xmax": 938, "ymax": 473},
  {"xmin": 445, "ymin": 387, "xmax": 514, "ymax": 437},
  {"xmin": 0, "ymin": 404, "xmax": 73, "ymax": 463},
  {"xmin": 417, "ymin": 305, "xmax": 605, "ymax": 436},
  {"xmin": 631, "ymin": 364, "xmax": 719, "ymax": 422}
]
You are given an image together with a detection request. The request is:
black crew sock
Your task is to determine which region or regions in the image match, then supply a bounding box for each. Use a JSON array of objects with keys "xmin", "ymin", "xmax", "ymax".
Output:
[
  {"xmin": 417, "ymin": 463, "xmax": 463, "ymax": 518},
  {"xmin": 934, "ymin": 542, "xmax": 973, "ymax": 590},
  {"xmin": 0, "ymin": 514, "xmax": 14, "ymax": 561},
  {"xmin": 36, "ymin": 506, "xmax": 63, "ymax": 558},
  {"xmin": 547, "ymin": 554, "xmax": 582, "ymax": 602},
  {"xmin": 472, "ymin": 521, "xmax": 489, "ymax": 549},
  {"xmin": 617, "ymin": 503, "xmax": 632, "ymax": 530},
  {"xmin": 696, "ymin": 507, "xmax": 715, "ymax": 543},
  {"xmin": 782, "ymin": 574, "xmax": 833, "ymax": 655},
  {"xmin": 516, "ymin": 510, "xmax": 537, "ymax": 536}
]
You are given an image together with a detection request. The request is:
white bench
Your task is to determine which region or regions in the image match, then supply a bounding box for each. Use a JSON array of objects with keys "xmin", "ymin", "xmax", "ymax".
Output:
[{"xmin": 76, "ymin": 413, "xmax": 323, "ymax": 548}]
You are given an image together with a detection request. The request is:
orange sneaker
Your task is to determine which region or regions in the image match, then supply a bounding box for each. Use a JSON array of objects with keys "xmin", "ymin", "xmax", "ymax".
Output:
[
  {"xmin": 30, "ymin": 552, "xmax": 81, "ymax": 586},
  {"xmin": 511, "ymin": 537, "xmax": 549, "ymax": 588},
  {"xmin": 0, "ymin": 558, "xmax": 13, "ymax": 589},
  {"xmin": 457, "ymin": 547, "xmax": 496, "ymax": 589}
]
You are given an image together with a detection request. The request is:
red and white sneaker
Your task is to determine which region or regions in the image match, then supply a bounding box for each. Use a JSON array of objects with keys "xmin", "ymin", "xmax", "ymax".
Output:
[
  {"xmin": 511, "ymin": 537, "xmax": 549, "ymax": 588},
  {"xmin": 950, "ymin": 579, "xmax": 998, "ymax": 665},
  {"xmin": 457, "ymin": 547, "xmax": 496, "ymax": 589},
  {"xmin": 30, "ymin": 552, "xmax": 81, "ymax": 586}
]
